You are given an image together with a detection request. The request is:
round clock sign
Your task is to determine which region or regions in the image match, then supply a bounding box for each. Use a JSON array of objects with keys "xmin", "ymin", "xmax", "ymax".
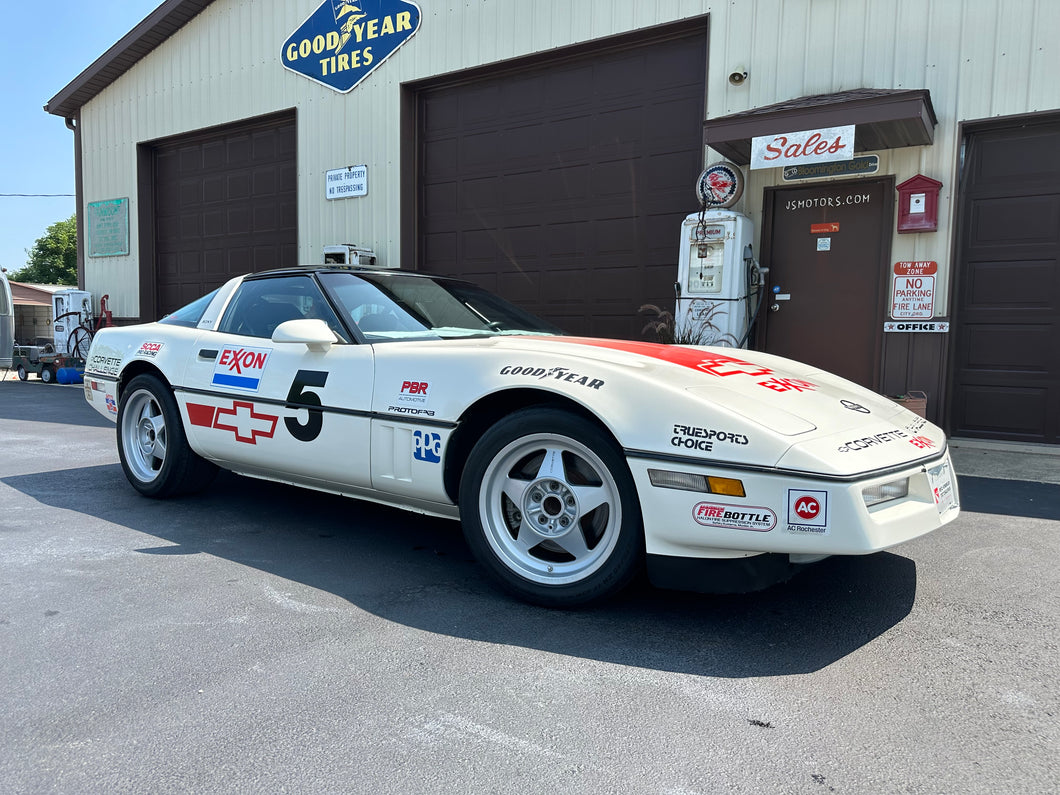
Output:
[{"xmin": 696, "ymin": 161, "xmax": 744, "ymax": 208}]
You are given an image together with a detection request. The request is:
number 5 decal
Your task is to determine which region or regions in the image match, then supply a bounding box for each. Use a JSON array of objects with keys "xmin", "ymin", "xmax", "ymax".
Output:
[{"xmin": 285, "ymin": 369, "xmax": 329, "ymax": 441}]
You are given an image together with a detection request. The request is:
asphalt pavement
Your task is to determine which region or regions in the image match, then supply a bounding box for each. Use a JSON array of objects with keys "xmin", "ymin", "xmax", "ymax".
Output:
[{"xmin": 1, "ymin": 377, "xmax": 1057, "ymax": 794}]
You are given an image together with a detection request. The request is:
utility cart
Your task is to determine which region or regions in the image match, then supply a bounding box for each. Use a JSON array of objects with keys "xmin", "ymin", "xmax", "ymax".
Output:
[{"xmin": 11, "ymin": 345, "xmax": 84, "ymax": 384}]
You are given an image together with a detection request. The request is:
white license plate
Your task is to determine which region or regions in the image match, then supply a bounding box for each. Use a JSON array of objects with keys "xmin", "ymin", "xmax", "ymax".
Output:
[{"xmin": 926, "ymin": 459, "xmax": 959, "ymax": 515}]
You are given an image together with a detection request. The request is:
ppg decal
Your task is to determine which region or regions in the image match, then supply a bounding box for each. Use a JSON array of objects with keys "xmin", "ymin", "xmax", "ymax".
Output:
[{"xmin": 413, "ymin": 430, "xmax": 441, "ymax": 463}]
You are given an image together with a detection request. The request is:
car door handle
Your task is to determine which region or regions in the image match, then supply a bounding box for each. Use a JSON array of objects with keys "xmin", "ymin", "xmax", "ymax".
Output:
[{"xmin": 198, "ymin": 349, "xmax": 218, "ymax": 360}]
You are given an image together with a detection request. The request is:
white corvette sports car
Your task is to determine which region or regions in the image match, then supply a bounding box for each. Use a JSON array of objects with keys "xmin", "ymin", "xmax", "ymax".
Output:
[{"xmin": 84, "ymin": 266, "xmax": 959, "ymax": 606}]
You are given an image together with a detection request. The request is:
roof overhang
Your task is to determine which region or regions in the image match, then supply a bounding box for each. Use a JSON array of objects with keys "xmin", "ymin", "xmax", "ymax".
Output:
[
  {"xmin": 703, "ymin": 88, "xmax": 937, "ymax": 165},
  {"xmin": 45, "ymin": 0, "xmax": 215, "ymax": 119}
]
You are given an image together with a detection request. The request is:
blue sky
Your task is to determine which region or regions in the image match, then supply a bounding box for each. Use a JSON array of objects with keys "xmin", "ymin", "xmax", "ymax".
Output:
[{"xmin": 0, "ymin": 0, "xmax": 162, "ymax": 275}]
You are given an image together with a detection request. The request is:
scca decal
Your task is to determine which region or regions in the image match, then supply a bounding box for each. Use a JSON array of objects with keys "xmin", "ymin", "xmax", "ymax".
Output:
[
  {"xmin": 136, "ymin": 341, "xmax": 164, "ymax": 358},
  {"xmin": 188, "ymin": 401, "xmax": 279, "ymax": 444}
]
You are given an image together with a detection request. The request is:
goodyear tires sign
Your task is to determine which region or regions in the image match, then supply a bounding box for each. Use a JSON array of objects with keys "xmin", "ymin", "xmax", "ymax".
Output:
[{"xmin": 281, "ymin": 0, "xmax": 422, "ymax": 93}]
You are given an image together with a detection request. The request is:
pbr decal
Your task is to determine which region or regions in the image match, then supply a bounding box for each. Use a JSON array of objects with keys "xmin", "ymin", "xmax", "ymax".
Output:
[
  {"xmin": 499, "ymin": 366, "xmax": 605, "ymax": 390},
  {"xmin": 413, "ymin": 430, "xmax": 442, "ymax": 463},
  {"xmin": 787, "ymin": 489, "xmax": 829, "ymax": 534},
  {"xmin": 395, "ymin": 380, "xmax": 430, "ymax": 405},
  {"xmin": 136, "ymin": 341, "xmax": 164, "ymax": 358},
  {"xmin": 187, "ymin": 401, "xmax": 279, "ymax": 445},
  {"xmin": 281, "ymin": 0, "xmax": 422, "ymax": 93},
  {"xmin": 693, "ymin": 502, "xmax": 776, "ymax": 532},
  {"xmin": 213, "ymin": 346, "xmax": 272, "ymax": 391}
]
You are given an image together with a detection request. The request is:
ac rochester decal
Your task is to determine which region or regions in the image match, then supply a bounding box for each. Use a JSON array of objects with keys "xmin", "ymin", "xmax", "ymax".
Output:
[{"xmin": 281, "ymin": 0, "xmax": 422, "ymax": 93}]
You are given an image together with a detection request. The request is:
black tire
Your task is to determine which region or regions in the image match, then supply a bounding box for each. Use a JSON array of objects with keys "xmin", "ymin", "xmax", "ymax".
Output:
[
  {"xmin": 40, "ymin": 366, "xmax": 55, "ymax": 384},
  {"xmin": 116, "ymin": 374, "xmax": 218, "ymax": 498},
  {"xmin": 16, "ymin": 365, "xmax": 27, "ymax": 381},
  {"xmin": 459, "ymin": 407, "xmax": 643, "ymax": 607}
]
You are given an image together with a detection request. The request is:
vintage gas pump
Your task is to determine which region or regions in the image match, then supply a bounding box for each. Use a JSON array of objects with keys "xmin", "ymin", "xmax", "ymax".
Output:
[
  {"xmin": 675, "ymin": 208, "xmax": 761, "ymax": 347},
  {"xmin": 51, "ymin": 289, "xmax": 92, "ymax": 356}
]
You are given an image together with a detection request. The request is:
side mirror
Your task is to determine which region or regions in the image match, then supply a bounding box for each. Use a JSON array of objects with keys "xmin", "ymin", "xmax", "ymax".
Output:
[{"xmin": 272, "ymin": 318, "xmax": 338, "ymax": 352}]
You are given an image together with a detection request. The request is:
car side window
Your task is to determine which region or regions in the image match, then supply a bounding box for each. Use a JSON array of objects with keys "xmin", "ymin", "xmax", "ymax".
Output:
[{"xmin": 217, "ymin": 275, "xmax": 349, "ymax": 341}]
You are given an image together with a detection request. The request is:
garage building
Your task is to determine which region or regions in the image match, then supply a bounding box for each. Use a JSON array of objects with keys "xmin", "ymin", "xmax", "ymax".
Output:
[{"xmin": 46, "ymin": 0, "xmax": 1060, "ymax": 445}]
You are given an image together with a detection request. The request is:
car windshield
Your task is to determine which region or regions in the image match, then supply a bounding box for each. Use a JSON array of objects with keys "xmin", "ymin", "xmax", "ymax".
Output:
[{"xmin": 318, "ymin": 271, "xmax": 563, "ymax": 341}]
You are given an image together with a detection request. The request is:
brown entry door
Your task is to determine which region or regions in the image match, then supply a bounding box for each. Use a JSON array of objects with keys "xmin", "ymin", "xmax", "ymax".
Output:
[{"xmin": 760, "ymin": 178, "xmax": 893, "ymax": 390}]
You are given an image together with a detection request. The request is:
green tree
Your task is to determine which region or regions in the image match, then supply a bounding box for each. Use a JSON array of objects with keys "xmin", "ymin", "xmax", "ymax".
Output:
[{"xmin": 8, "ymin": 215, "xmax": 78, "ymax": 285}]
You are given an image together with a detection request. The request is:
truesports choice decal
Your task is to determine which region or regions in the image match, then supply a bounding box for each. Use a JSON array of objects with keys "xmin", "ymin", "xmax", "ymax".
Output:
[
  {"xmin": 672, "ymin": 423, "xmax": 749, "ymax": 452},
  {"xmin": 693, "ymin": 502, "xmax": 776, "ymax": 532},
  {"xmin": 281, "ymin": 0, "xmax": 422, "ymax": 93},
  {"xmin": 212, "ymin": 346, "xmax": 271, "ymax": 391},
  {"xmin": 540, "ymin": 338, "xmax": 816, "ymax": 393},
  {"xmin": 187, "ymin": 401, "xmax": 279, "ymax": 444}
]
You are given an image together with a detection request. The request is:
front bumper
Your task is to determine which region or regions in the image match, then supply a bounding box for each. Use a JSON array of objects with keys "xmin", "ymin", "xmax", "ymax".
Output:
[{"xmin": 629, "ymin": 448, "xmax": 960, "ymax": 560}]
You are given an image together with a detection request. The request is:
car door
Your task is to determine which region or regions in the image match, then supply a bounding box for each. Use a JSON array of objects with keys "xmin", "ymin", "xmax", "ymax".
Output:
[{"xmin": 177, "ymin": 273, "xmax": 375, "ymax": 490}]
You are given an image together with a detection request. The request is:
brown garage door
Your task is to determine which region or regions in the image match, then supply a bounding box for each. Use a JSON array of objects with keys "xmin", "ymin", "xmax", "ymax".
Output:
[
  {"xmin": 951, "ymin": 117, "xmax": 1060, "ymax": 444},
  {"xmin": 415, "ymin": 25, "xmax": 707, "ymax": 339},
  {"xmin": 150, "ymin": 112, "xmax": 297, "ymax": 319}
]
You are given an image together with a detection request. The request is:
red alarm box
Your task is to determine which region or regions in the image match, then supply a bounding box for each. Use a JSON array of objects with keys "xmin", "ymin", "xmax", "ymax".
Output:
[{"xmin": 896, "ymin": 174, "xmax": 942, "ymax": 233}]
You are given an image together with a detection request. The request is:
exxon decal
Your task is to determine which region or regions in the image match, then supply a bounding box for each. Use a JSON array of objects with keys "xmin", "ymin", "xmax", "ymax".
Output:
[
  {"xmin": 212, "ymin": 346, "xmax": 271, "ymax": 391},
  {"xmin": 281, "ymin": 0, "xmax": 422, "ymax": 93}
]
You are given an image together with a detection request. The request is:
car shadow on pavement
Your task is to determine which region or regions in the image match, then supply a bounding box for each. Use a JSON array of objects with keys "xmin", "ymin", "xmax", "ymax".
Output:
[
  {"xmin": 3, "ymin": 461, "xmax": 917, "ymax": 679},
  {"xmin": 957, "ymin": 475, "xmax": 1060, "ymax": 520}
]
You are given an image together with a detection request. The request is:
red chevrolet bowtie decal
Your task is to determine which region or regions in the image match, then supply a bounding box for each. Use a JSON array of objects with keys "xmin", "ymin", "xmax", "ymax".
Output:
[{"xmin": 187, "ymin": 401, "xmax": 279, "ymax": 444}]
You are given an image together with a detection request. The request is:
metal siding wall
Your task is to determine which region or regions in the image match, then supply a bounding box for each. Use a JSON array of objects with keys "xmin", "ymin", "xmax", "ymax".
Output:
[{"xmin": 76, "ymin": 0, "xmax": 1059, "ymax": 320}]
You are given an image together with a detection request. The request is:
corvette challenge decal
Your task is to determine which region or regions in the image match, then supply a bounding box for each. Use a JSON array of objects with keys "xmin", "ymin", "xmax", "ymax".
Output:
[
  {"xmin": 540, "ymin": 338, "xmax": 815, "ymax": 393},
  {"xmin": 212, "ymin": 346, "xmax": 272, "ymax": 391},
  {"xmin": 787, "ymin": 489, "xmax": 829, "ymax": 535},
  {"xmin": 187, "ymin": 401, "xmax": 279, "ymax": 444},
  {"xmin": 693, "ymin": 502, "xmax": 776, "ymax": 532}
]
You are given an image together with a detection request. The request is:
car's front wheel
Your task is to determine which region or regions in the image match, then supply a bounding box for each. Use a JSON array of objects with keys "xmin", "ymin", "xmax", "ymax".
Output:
[
  {"xmin": 117, "ymin": 374, "xmax": 217, "ymax": 498},
  {"xmin": 460, "ymin": 408, "xmax": 643, "ymax": 606}
]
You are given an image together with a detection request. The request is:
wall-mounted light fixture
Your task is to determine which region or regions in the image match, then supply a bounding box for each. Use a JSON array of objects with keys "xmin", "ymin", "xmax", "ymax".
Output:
[{"xmin": 728, "ymin": 67, "xmax": 748, "ymax": 86}]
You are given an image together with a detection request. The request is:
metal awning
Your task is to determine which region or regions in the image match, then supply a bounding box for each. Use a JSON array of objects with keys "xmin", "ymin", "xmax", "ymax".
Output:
[{"xmin": 703, "ymin": 88, "xmax": 937, "ymax": 165}]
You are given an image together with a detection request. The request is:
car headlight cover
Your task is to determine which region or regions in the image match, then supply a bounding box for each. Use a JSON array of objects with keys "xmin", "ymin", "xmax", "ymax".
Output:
[
  {"xmin": 648, "ymin": 469, "xmax": 746, "ymax": 497},
  {"xmin": 862, "ymin": 477, "xmax": 909, "ymax": 508}
]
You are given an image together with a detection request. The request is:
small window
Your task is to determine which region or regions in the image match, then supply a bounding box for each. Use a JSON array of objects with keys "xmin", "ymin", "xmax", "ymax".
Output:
[
  {"xmin": 218, "ymin": 275, "xmax": 349, "ymax": 341},
  {"xmin": 159, "ymin": 289, "xmax": 219, "ymax": 328}
]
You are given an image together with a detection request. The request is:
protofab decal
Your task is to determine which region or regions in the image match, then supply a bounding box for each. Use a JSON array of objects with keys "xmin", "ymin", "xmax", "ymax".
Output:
[
  {"xmin": 692, "ymin": 502, "xmax": 776, "ymax": 532},
  {"xmin": 212, "ymin": 346, "xmax": 272, "ymax": 391},
  {"xmin": 786, "ymin": 489, "xmax": 829, "ymax": 534}
]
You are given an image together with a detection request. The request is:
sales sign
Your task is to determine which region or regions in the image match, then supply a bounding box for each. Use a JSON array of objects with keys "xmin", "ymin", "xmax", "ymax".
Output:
[{"xmin": 751, "ymin": 125, "xmax": 855, "ymax": 170}]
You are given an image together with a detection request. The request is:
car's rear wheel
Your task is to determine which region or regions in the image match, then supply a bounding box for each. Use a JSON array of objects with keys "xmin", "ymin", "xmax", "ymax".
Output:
[
  {"xmin": 460, "ymin": 408, "xmax": 643, "ymax": 606},
  {"xmin": 117, "ymin": 374, "xmax": 217, "ymax": 498}
]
